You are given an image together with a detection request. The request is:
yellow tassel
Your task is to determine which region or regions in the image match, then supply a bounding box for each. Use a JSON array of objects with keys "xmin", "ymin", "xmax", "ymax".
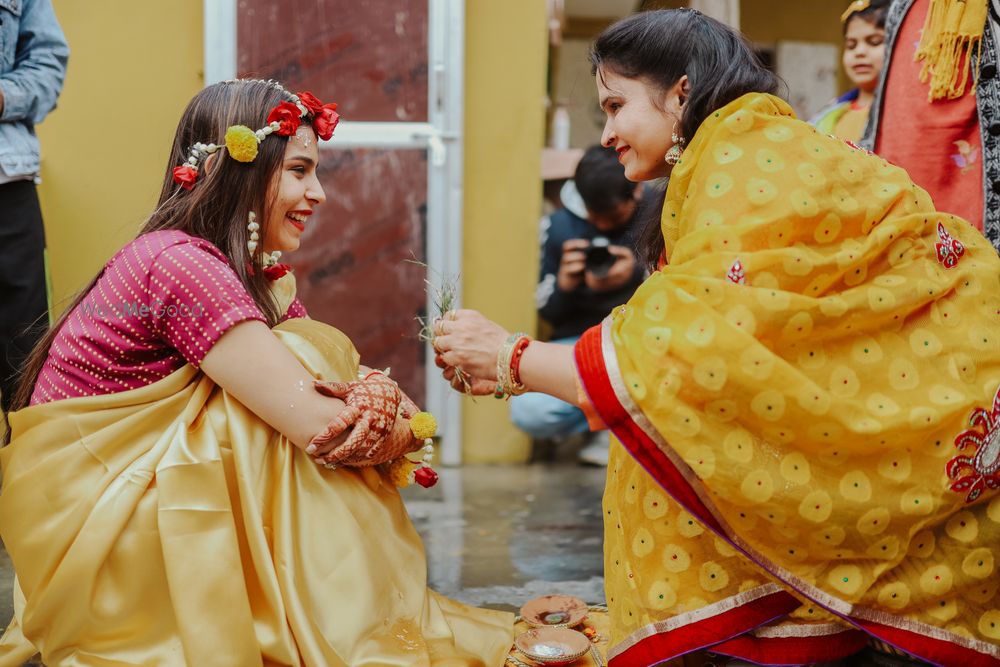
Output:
[{"xmin": 914, "ymin": 0, "xmax": 988, "ymax": 101}]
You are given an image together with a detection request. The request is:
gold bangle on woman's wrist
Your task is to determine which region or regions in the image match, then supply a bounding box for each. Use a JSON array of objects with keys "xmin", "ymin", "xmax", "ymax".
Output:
[{"xmin": 494, "ymin": 332, "xmax": 532, "ymax": 400}]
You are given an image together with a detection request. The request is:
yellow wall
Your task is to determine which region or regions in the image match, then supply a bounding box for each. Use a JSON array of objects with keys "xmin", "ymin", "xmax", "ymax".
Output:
[
  {"xmin": 740, "ymin": 0, "xmax": 851, "ymax": 91},
  {"xmin": 741, "ymin": 0, "xmax": 845, "ymax": 45},
  {"xmin": 462, "ymin": 1, "xmax": 548, "ymax": 462},
  {"xmin": 39, "ymin": 1, "xmax": 204, "ymax": 312}
]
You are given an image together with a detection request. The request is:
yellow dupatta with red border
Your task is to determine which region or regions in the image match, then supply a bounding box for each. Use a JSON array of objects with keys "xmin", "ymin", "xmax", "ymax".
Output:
[{"xmin": 577, "ymin": 93, "xmax": 1000, "ymax": 666}]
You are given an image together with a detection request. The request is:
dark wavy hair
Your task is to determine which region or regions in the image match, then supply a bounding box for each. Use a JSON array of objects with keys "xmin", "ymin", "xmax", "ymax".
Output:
[
  {"xmin": 575, "ymin": 145, "xmax": 635, "ymax": 213},
  {"xmin": 6, "ymin": 80, "xmax": 296, "ymax": 424},
  {"xmin": 589, "ymin": 9, "xmax": 784, "ymax": 269}
]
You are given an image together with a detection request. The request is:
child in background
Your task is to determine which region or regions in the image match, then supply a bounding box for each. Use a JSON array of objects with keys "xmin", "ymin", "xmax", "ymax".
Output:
[{"xmin": 811, "ymin": 0, "xmax": 888, "ymax": 141}]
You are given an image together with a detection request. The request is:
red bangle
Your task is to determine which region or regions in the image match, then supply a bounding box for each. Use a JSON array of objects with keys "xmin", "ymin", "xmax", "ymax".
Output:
[{"xmin": 509, "ymin": 336, "xmax": 532, "ymax": 386}]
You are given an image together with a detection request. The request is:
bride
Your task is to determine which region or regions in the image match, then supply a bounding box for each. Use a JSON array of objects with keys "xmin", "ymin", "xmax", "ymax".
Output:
[{"xmin": 0, "ymin": 79, "xmax": 512, "ymax": 666}]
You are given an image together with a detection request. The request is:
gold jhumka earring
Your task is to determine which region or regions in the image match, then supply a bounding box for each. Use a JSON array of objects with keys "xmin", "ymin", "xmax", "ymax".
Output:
[{"xmin": 665, "ymin": 122, "xmax": 686, "ymax": 165}]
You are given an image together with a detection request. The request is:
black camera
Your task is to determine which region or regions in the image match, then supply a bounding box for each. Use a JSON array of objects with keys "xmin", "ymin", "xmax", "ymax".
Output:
[{"xmin": 584, "ymin": 237, "xmax": 616, "ymax": 278}]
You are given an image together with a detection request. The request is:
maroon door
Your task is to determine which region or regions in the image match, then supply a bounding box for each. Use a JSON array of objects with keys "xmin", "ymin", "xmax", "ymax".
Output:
[{"xmin": 238, "ymin": 1, "xmax": 431, "ymax": 403}]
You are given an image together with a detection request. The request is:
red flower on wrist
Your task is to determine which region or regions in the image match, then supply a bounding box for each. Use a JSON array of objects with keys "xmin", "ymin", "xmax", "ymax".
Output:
[
  {"xmin": 263, "ymin": 263, "xmax": 292, "ymax": 281},
  {"xmin": 172, "ymin": 165, "xmax": 199, "ymax": 190},
  {"xmin": 413, "ymin": 465, "xmax": 439, "ymax": 488},
  {"xmin": 267, "ymin": 101, "xmax": 302, "ymax": 136}
]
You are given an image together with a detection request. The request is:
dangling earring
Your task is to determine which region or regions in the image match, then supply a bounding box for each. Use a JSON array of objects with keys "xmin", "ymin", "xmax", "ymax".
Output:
[
  {"xmin": 247, "ymin": 211, "xmax": 259, "ymax": 254},
  {"xmin": 665, "ymin": 123, "xmax": 686, "ymax": 165}
]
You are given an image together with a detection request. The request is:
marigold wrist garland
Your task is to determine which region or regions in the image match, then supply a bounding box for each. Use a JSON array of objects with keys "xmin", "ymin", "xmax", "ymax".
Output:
[
  {"xmin": 172, "ymin": 87, "xmax": 339, "ymax": 191},
  {"xmin": 386, "ymin": 411, "xmax": 439, "ymax": 488}
]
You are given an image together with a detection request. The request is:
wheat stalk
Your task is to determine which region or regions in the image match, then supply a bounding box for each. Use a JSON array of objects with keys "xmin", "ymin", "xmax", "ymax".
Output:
[{"xmin": 409, "ymin": 260, "xmax": 474, "ymax": 395}]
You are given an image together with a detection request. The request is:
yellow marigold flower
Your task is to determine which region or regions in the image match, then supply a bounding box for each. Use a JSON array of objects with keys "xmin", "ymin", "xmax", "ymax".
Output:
[
  {"xmin": 409, "ymin": 411, "xmax": 438, "ymax": 440},
  {"xmin": 386, "ymin": 457, "xmax": 418, "ymax": 488},
  {"xmin": 225, "ymin": 125, "xmax": 259, "ymax": 163}
]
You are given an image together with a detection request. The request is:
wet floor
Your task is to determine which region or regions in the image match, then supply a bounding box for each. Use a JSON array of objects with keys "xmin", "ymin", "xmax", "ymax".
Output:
[
  {"xmin": 0, "ymin": 463, "xmax": 607, "ymax": 630},
  {"xmin": 402, "ymin": 463, "xmax": 607, "ymax": 612}
]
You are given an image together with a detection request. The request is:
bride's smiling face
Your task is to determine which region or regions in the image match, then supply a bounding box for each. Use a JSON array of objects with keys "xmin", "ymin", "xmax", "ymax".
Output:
[
  {"xmin": 597, "ymin": 68, "xmax": 685, "ymax": 182},
  {"xmin": 264, "ymin": 126, "xmax": 326, "ymax": 253}
]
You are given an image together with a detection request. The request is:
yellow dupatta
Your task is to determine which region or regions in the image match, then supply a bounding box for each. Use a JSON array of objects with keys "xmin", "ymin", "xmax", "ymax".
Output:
[
  {"xmin": 915, "ymin": 0, "xmax": 989, "ymax": 100},
  {"xmin": 0, "ymin": 315, "xmax": 512, "ymax": 666},
  {"xmin": 579, "ymin": 92, "xmax": 1000, "ymax": 665}
]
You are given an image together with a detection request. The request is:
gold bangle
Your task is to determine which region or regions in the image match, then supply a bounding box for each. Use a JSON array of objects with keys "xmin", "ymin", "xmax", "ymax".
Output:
[{"xmin": 495, "ymin": 332, "xmax": 530, "ymax": 399}]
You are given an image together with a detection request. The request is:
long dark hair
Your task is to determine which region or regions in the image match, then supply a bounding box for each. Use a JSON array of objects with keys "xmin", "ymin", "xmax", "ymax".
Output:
[
  {"xmin": 6, "ymin": 79, "xmax": 294, "ymax": 425},
  {"xmin": 589, "ymin": 9, "xmax": 783, "ymax": 269}
]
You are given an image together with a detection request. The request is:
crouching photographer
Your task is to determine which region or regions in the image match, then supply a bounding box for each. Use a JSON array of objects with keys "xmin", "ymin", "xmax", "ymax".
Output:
[{"xmin": 514, "ymin": 145, "xmax": 646, "ymax": 465}]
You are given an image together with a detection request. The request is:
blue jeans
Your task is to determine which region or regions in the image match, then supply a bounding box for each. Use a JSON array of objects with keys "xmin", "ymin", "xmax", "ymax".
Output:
[{"xmin": 509, "ymin": 337, "xmax": 590, "ymax": 439}]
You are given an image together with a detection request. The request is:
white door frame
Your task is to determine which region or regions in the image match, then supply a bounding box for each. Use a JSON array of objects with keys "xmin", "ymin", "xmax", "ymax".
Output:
[{"xmin": 204, "ymin": 0, "xmax": 465, "ymax": 465}]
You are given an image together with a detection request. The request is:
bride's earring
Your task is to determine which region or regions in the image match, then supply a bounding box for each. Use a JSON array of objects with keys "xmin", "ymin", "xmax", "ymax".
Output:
[
  {"xmin": 665, "ymin": 123, "xmax": 686, "ymax": 165},
  {"xmin": 247, "ymin": 211, "xmax": 260, "ymax": 254}
]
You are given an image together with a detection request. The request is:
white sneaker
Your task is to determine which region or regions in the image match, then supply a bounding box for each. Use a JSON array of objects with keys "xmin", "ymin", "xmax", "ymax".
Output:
[{"xmin": 578, "ymin": 433, "xmax": 609, "ymax": 466}]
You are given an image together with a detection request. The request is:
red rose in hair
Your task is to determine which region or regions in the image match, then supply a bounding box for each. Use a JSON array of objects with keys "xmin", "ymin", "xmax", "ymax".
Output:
[
  {"xmin": 172, "ymin": 165, "xmax": 199, "ymax": 190},
  {"xmin": 313, "ymin": 105, "xmax": 340, "ymax": 141},
  {"xmin": 413, "ymin": 465, "xmax": 439, "ymax": 488},
  {"xmin": 297, "ymin": 92, "xmax": 325, "ymax": 115},
  {"xmin": 263, "ymin": 263, "xmax": 291, "ymax": 281},
  {"xmin": 267, "ymin": 101, "xmax": 302, "ymax": 136},
  {"xmin": 293, "ymin": 92, "xmax": 340, "ymax": 140}
]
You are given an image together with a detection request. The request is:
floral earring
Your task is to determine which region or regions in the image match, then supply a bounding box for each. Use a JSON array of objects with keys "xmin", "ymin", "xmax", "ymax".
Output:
[
  {"xmin": 247, "ymin": 211, "xmax": 259, "ymax": 254},
  {"xmin": 665, "ymin": 122, "xmax": 686, "ymax": 165}
]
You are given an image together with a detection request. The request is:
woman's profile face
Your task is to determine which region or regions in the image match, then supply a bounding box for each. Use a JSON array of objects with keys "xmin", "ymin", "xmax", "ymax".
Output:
[
  {"xmin": 842, "ymin": 17, "xmax": 885, "ymax": 92},
  {"xmin": 597, "ymin": 68, "xmax": 680, "ymax": 182},
  {"xmin": 264, "ymin": 126, "xmax": 326, "ymax": 254}
]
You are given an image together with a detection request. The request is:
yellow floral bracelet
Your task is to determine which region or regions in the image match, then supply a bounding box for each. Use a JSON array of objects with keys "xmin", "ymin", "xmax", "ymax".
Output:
[{"xmin": 387, "ymin": 411, "xmax": 439, "ymax": 488}]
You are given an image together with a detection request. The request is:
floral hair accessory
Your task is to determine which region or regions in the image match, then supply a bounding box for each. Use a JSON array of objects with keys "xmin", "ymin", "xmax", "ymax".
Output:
[
  {"xmin": 172, "ymin": 141, "xmax": 220, "ymax": 191},
  {"xmin": 172, "ymin": 88, "xmax": 339, "ymax": 189},
  {"xmin": 266, "ymin": 101, "xmax": 303, "ymax": 136},
  {"xmin": 225, "ymin": 125, "xmax": 260, "ymax": 162}
]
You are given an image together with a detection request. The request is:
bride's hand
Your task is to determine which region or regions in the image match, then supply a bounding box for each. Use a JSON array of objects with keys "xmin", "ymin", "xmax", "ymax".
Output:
[
  {"xmin": 322, "ymin": 412, "xmax": 418, "ymax": 468},
  {"xmin": 308, "ymin": 372, "xmax": 402, "ymax": 465},
  {"xmin": 433, "ymin": 309, "xmax": 508, "ymax": 380}
]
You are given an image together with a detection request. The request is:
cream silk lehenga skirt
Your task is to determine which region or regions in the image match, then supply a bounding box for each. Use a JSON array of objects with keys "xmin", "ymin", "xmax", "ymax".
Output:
[{"xmin": 0, "ymin": 317, "xmax": 513, "ymax": 666}]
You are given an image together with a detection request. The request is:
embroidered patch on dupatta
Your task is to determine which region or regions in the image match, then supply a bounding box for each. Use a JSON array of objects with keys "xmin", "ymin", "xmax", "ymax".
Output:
[
  {"xmin": 947, "ymin": 383, "xmax": 1000, "ymax": 503},
  {"xmin": 726, "ymin": 258, "xmax": 746, "ymax": 285},
  {"xmin": 935, "ymin": 223, "xmax": 966, "ymax": 269}
]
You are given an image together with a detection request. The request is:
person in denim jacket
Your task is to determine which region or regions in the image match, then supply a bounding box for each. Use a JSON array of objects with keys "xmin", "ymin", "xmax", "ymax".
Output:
[{"xmin": 0, "ymin": 0, "xmax": 68, "ymax": 414}]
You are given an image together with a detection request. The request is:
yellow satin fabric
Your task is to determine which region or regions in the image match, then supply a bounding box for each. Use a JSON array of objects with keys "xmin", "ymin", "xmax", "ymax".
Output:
[
  {"xmin": 606, "ymin": 93, "xmax": 1000, "ymax": 648},
  {"xmin": 0, "ymin": 317, "xmax": 512, "ymax": 666}
]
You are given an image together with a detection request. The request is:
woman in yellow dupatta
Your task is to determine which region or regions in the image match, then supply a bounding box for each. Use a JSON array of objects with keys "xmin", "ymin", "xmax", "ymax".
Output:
[
  {"xmin": 433, "ymin": 9, "xmax": 1000, "ymax": 667},
  {"xmin": 0, "ymin": 79, "xmax": 512, "ymax": 666}
]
